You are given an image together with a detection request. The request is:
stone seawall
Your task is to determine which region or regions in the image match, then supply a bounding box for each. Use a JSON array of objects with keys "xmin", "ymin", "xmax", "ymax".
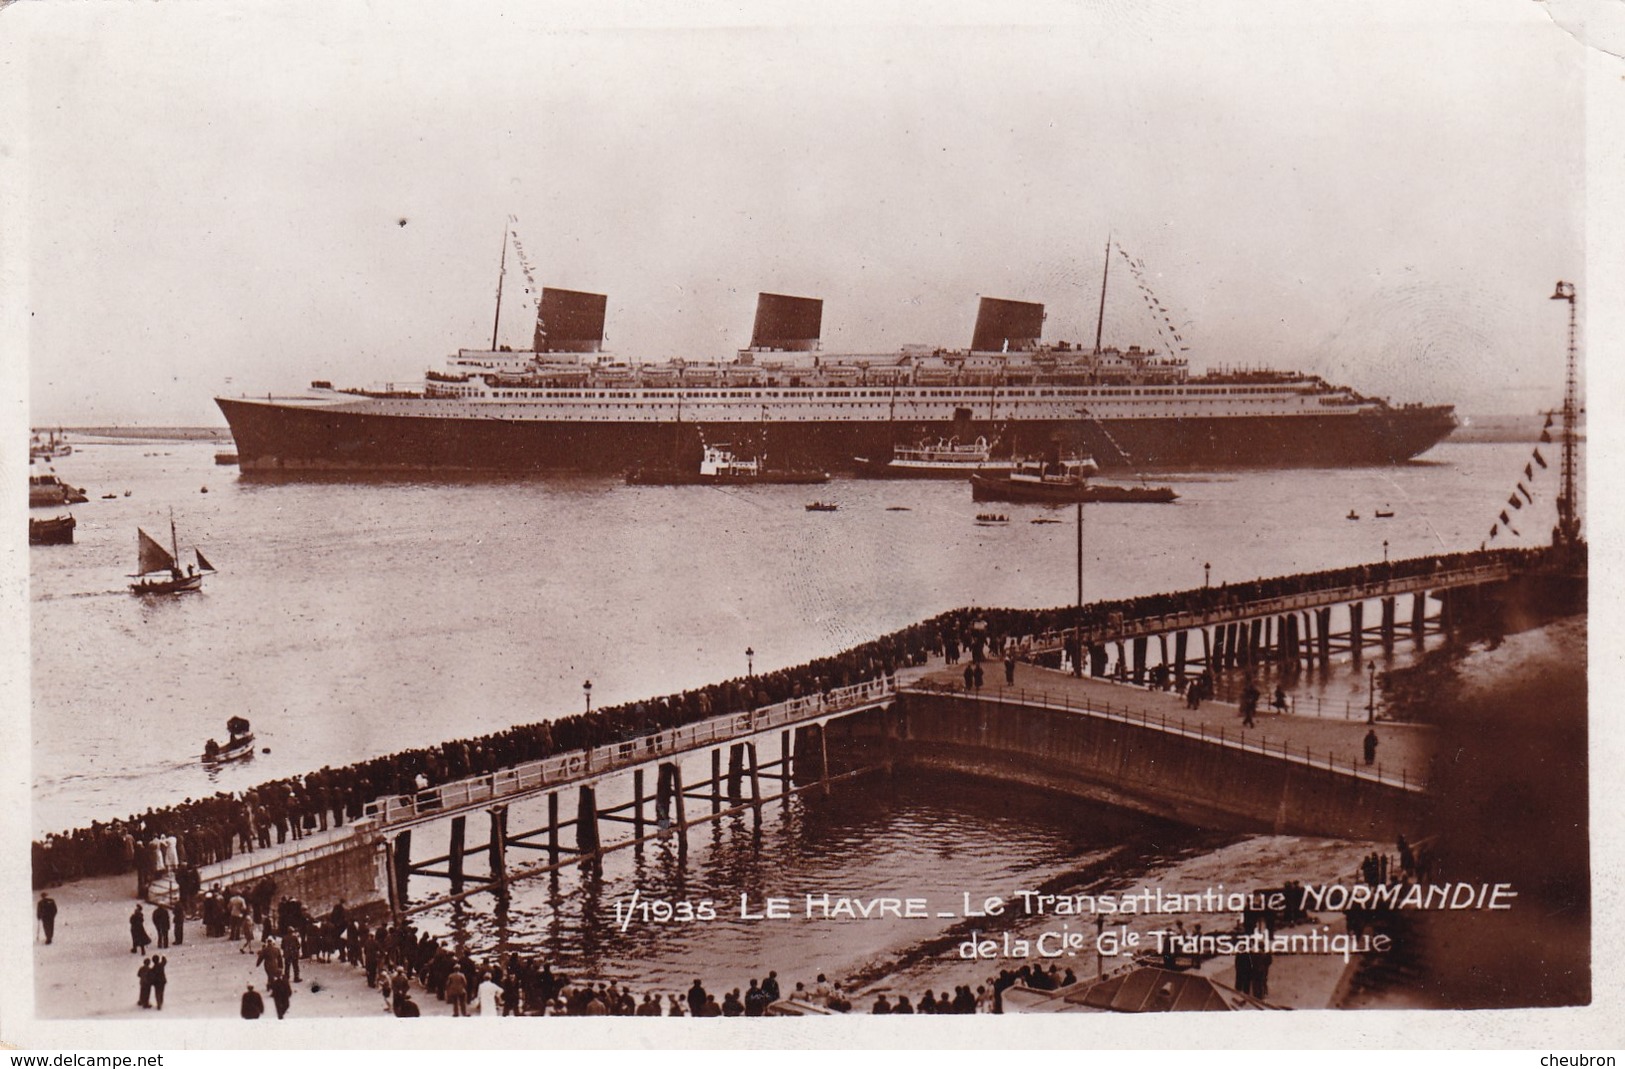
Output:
[
  {"xmin": 236, "ymin": 833, "xmax": 392, "ymax": 916},
  {"xmin": 824, "ymin": 695, "xmax": 1426, "ymax": 842}
]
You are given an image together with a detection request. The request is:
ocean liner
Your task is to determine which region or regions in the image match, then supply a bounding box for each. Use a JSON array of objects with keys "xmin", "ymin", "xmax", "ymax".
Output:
[{"xmin": 216, "ymin": 241, "xmax": 1456, "ymax": 475}]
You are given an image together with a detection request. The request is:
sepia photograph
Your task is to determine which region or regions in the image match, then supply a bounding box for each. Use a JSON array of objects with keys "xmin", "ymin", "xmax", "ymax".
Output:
[{"xmin": 4, "ymin": 0, "xmax": 1621, "ymax": 1050}]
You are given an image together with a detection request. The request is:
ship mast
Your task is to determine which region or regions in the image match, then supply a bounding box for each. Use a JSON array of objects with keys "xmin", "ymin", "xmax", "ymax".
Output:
[
  {"xmin": 1093, "ymin": 233, "xmax": 1112, "ymax": 355},
  {"xmin": 169, "ymin": 508, "xmax": 181, "ymax": 577},
  {"xmin": 1549, "ymin": 280, "xmax": 1581, "ymax": 546},
  {"xmin": 490, "ymin": 222, "xmax": 510, "ymax": 351}
]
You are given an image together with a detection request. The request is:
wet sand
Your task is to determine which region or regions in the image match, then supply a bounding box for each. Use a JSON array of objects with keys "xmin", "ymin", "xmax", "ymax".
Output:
[{"xmin": 32, "ymin": 875, "xmax": 448, "ymax": 1020}]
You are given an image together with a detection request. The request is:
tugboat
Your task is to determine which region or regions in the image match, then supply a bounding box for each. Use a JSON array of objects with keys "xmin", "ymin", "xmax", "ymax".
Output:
[
  {"xmin": 970, "ymin": 455, "xmax": 1177, "ymax": 505},
  {"xmin": 805, "ymin": 501, "xmax": 840, "ymax": 512},
  {"xmin": 975, "ymin": 513, "xmax": 1010, "ymax": 525},
  {"xmin": 627, "ymin": 444, "xmax": 829, "ymax": 485},
  {"xmin": 203, "ymin": 716, "xmax": 255, "ymax": 764},
  {"xmin": 129, "ymin": 512, "xmax": 216, "ymax": 595}
]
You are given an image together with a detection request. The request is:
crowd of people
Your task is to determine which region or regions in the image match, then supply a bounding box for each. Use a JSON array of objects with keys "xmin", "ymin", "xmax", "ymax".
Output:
[{"xmin": 33, "ymin": 545, "xmax": 1539, "ymax": 894}]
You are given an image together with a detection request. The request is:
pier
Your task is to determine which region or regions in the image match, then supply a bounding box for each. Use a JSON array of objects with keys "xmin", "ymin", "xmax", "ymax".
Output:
[{"xmin": 124, "ymin": 547, "xmax": 1572, "ymax": 923}]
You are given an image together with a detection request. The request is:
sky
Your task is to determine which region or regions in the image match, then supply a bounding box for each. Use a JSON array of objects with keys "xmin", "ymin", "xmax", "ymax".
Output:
[{"xmin": 2, "ymin": 0, "xmax": 1599, "ymax": 425}]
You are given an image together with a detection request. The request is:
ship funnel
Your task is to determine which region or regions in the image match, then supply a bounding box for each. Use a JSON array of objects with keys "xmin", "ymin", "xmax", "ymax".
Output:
[
  {"xmin": 750, "ymin": 293, "xmax": 823, "ymax": 352},
  {"xmin": 971, "ymin": 297, "xmax": 1045, "ymax": 353},
  {"xmin": 534, "ymin": 287, "xmax": 608, "ymax": 353}
]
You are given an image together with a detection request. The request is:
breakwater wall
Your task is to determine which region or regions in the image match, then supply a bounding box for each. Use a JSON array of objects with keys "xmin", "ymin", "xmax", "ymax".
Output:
[{"xmin": 825, "ymin": 694, "xmax": 1427, "ymax": 842}]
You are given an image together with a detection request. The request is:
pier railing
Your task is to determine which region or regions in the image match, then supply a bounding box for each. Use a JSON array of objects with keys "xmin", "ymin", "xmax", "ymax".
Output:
[
  {"xmin": 906, "ymin": 680, "xmax": 1427, "ymax": 793},
  {"xmin": 364, "ymin": 675, "xmax": 898, "ymax": 826},
  {"xmin": 1024, "ymin": 561, "xmax": 1512, "ymax": 651}
]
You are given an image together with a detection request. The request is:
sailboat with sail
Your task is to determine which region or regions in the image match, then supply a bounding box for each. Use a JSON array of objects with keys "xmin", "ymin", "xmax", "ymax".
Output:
[{"xmin": 129, "ymin": 512, "xmax": 216, "ymax": 595}]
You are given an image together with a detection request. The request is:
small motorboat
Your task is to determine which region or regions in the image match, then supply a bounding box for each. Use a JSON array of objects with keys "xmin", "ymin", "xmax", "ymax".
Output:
[
  {"xmin": 101, "ymin": 493, "xmax": 117, "ymax": 500},
  {"xmin": 805, "ymin": 501, "xmax": 840, "ymax": 512},
  {"xmin": 885, "ymin": 506, "xmax": 912, "ymax": 512},
  {"xmin": 1374, "ymin": 509, "xmax": 1395, "ymax": 518},
  {"xmin": 1346, "ymin": 510, "xmax": 1360, "ymax": 520},
  {"xmin": 1031, "ymin": 517, "xmax": 1062, "ymax": 525},
  {"xmin": 203, "ymin": 716, "xmax": 255, "ymax": 764}
]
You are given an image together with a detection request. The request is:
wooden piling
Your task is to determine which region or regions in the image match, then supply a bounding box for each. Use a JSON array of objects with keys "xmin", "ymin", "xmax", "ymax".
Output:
[
  {"xmin": 391, "ymin": 828, "xmax": 412, "ymax": 903},
  {"xmin": 727, "ymin": 744, "xmax": 745, "ymax": 804},
  {"xmin": 671, "ymin": 763, "xmax": 689, "ymax": 855},
  {"xmin": 547, "ymin": 792, "xmax": 560, "ymax": 863},
  {"xmin": 448, "ymin": 815, "xmax": 467, "ymax": 895},
  {"xmin": 633, "ymin": 768, "xmax": 645, "ymax": 841},
  {"xmin": 747, "ymin": 742, "xmax": 762, "ymax": 811},
  {"xmin": 576, "ymin": 785, "xmax": 599, "ymax": 856},
  {"xmin": 488, "ymin": 805, "xmax": 508, "ymax": 887},
  {"xmin": 820, "ymin": 723, "xmax": 831, "ymax": 796}
]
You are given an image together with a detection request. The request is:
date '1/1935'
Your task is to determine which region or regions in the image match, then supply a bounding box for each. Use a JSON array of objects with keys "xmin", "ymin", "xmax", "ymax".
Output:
[{"xmin": 614, "ymin": 890, "xmax": 1007, "ymax": 931}]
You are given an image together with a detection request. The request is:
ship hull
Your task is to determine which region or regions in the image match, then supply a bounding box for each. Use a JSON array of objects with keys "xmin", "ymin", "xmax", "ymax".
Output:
[
  {"xmin": 217, "ymin": 398, "xmax": 1456, "ymax": 476},
  {"xmin": 29, "ymin": 516, "xmax": 76, "ymax": 545}
]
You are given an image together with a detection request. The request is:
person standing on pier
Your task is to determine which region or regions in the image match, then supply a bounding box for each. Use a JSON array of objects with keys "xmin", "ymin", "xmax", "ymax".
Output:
[
  {"xmin": 240, "ymin": 983, "xmax": 265, "ymax": 1020},
  {"xmin": 445, "ymin": 965, "xmax": 469, "ymax": 1016},
  {"xmin": 268, "ymin": 973, "xmax": 293, "ymax": 1019},
  {"xmin": 153, "ymin": 903, "xmax": 170, "ymax": 949},
  {"xmin": 36, "ymin": 892, "xmax": 57, "ymax": 944},
  {"xmin": 1364, "ymin": 729, "xmax": 1379, "ymax": 766},
  {"xmin": 129, "ymin": 905, "xmax": 151, "ymax": 955},
  {"xmin": 136, "ymin": 957, "xmax": 153, "ymax": 1008},
  {"xmin": 257, "ymin": 935, "xmax": 285, "ymax": 983},
  {"xmin": 150, "ymin": 956, "xmax": 168, "ymax": 1011},
  {"xmin": 475, "ymin": 970, "xmax": 501, "ymax": 1017}
]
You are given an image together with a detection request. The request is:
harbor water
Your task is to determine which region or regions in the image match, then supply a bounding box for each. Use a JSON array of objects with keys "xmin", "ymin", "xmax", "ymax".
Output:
[{"xmin": 28, "ymin": 437, "xmax": 1572, "ymax": 993}]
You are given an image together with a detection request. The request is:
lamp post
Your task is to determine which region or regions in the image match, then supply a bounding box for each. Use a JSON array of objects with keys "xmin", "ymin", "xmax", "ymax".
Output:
[
  {"xmin": 1382, "ymin": 540, "xmax": 1389, "ymax": 564},
  {"xmin": 746, "ymin": 647, "xmax": 755, "ymax": 677},
  {"xmin": 1366, "ymin": 662, "xmax": 1376, "ymax": 724},
  {"xmin": 1204, "ymin": 562, "xmax": 1211, "ymax": 589},
  {"xmin": 584, "ymin": 679, "xmax": 593, "ymax": 715}
]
